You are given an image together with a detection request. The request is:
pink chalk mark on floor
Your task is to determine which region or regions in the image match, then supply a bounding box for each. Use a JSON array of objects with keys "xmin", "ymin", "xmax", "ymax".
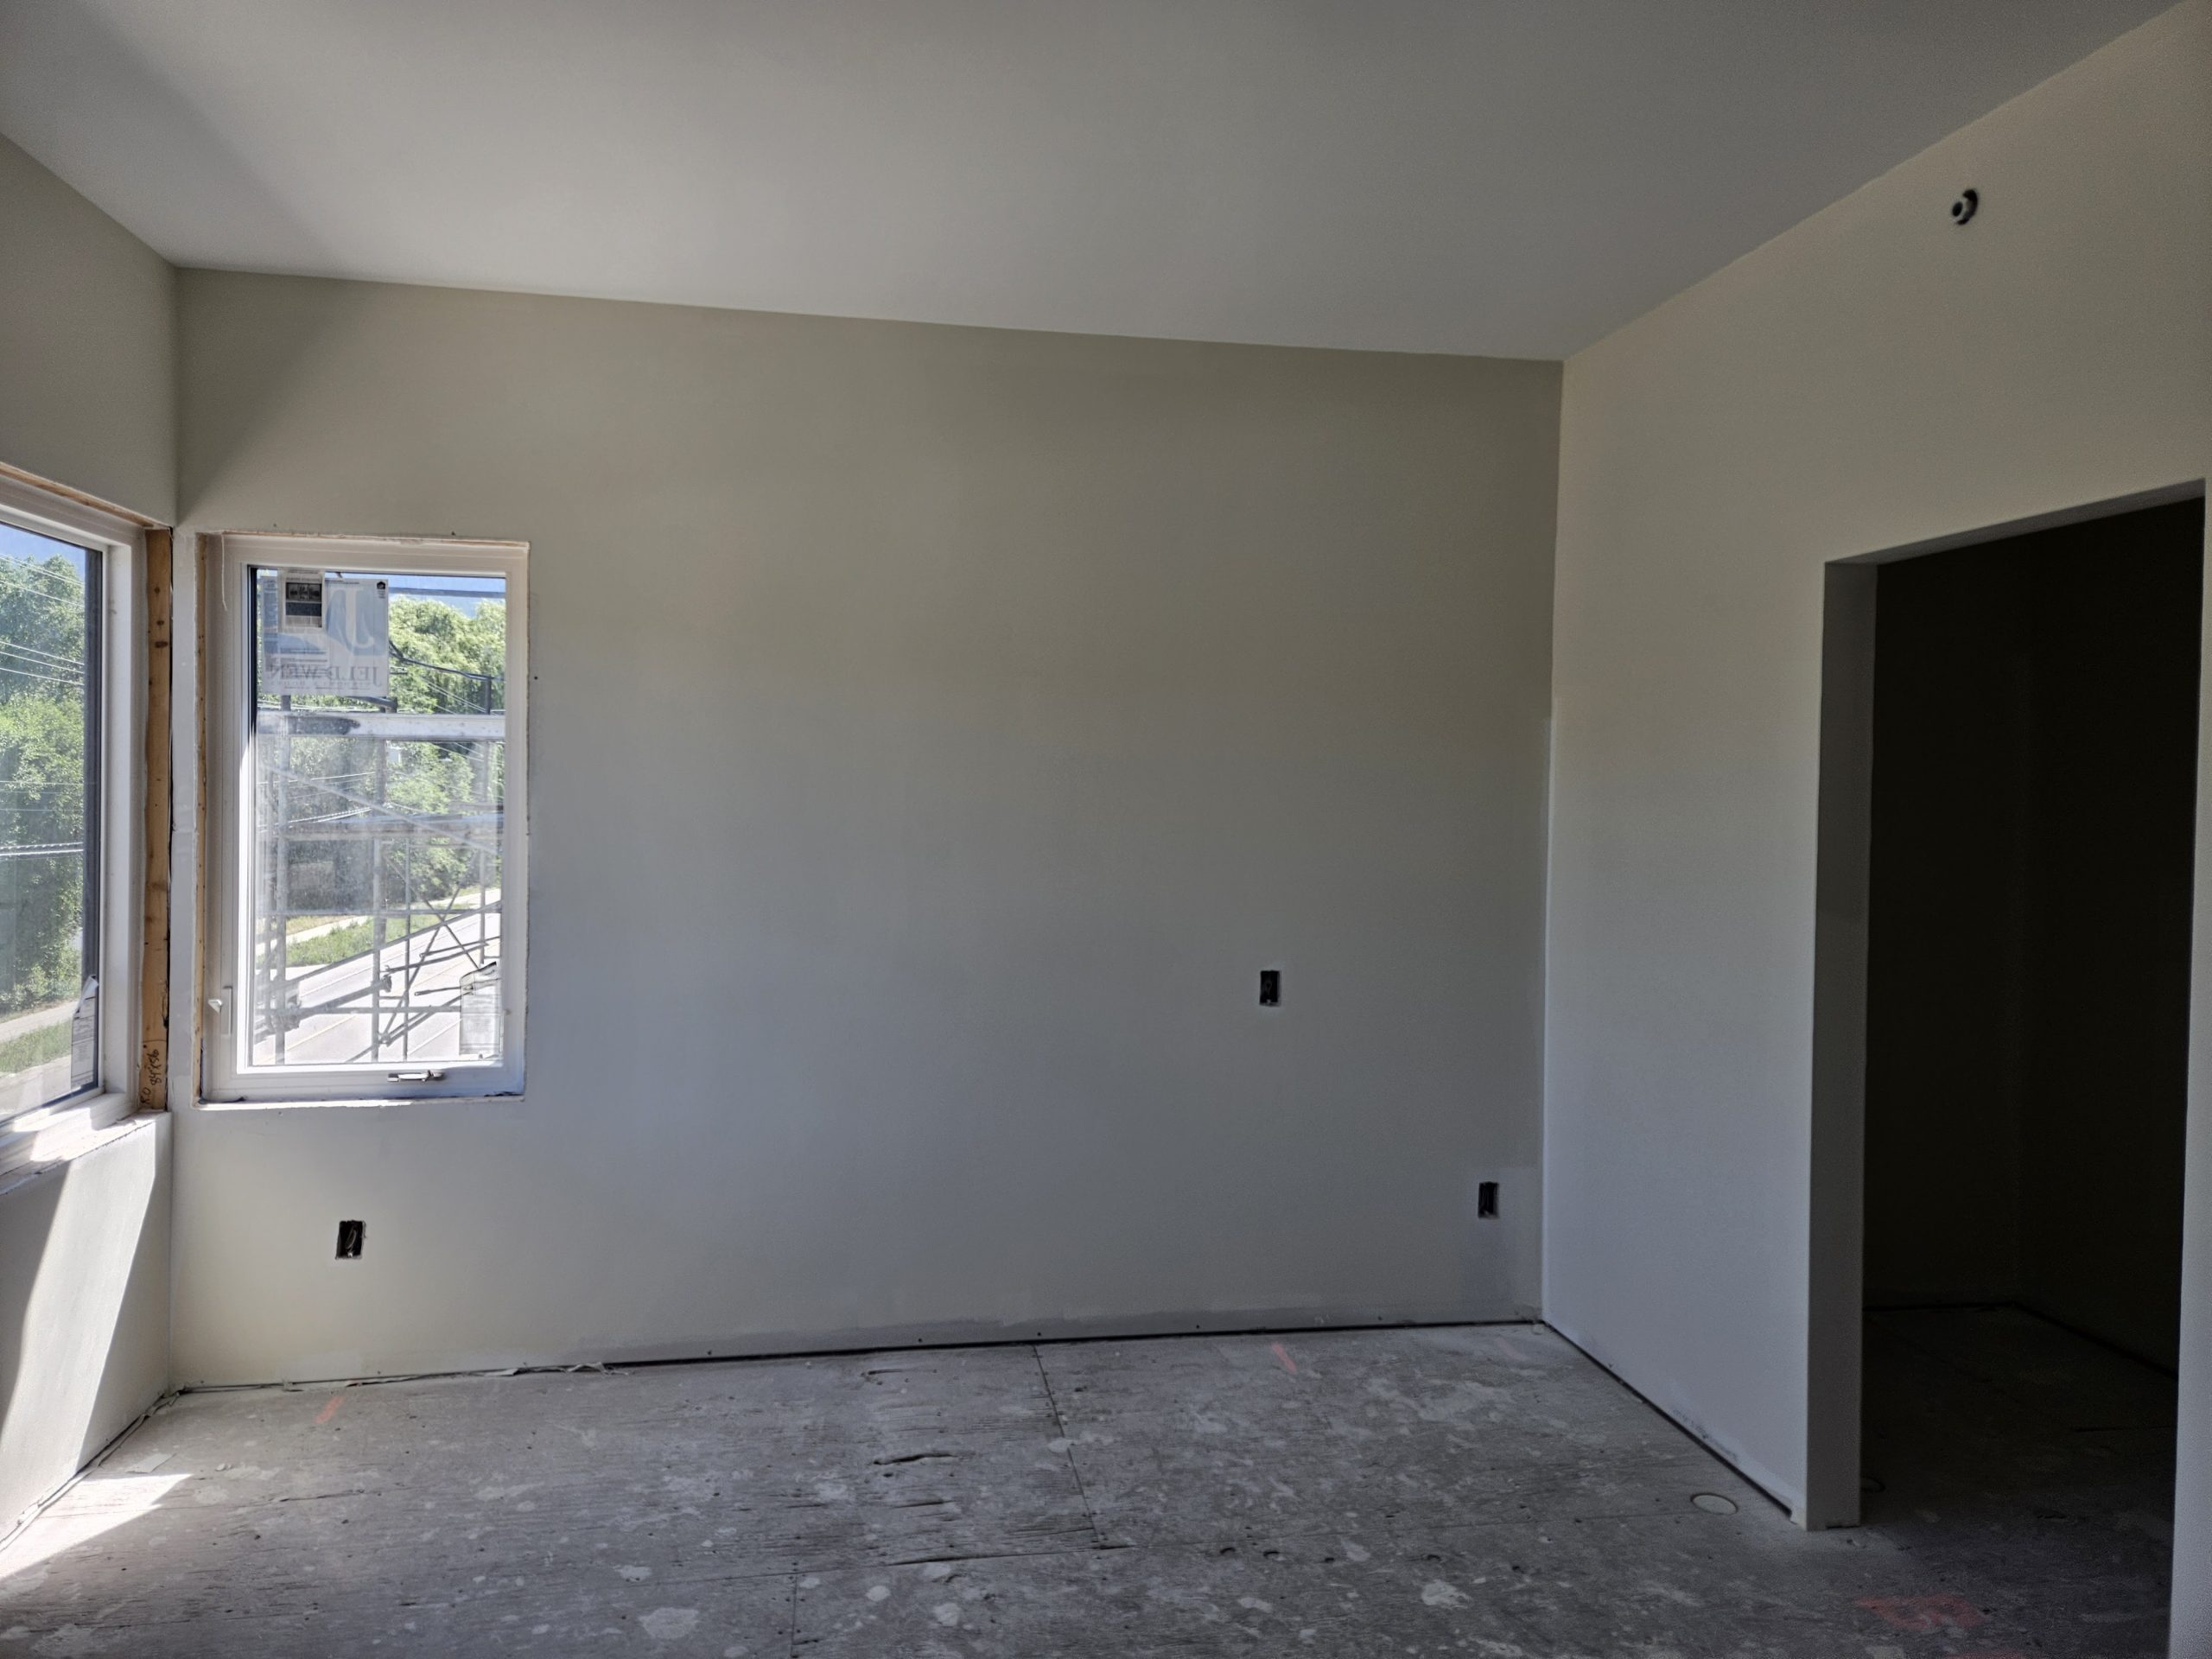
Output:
[
  {"xmin": 1857, "ymin": 1593, "xmax": 1985, "ymax": 1632},
  {"xmin": 315, "ymin": 1393, "xmax": 346, "ymax": 1426},
  {"xmin": 1270, "ymin": 1343, "xmax": 1297, "ymax": 1376}
]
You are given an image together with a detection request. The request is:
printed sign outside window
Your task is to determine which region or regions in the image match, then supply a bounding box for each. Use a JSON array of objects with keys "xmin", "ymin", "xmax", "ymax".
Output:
[
  {"xmin": 279, "ymin": 574, "xmax": 325, "ymax": 632},
  {"xmin": 260, "ymin": 570, "xmax": 391, "ymax": 697}
]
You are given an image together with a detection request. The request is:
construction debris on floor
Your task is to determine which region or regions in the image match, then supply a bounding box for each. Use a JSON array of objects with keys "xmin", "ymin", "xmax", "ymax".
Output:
[{"xmin": 0, "ymin": 1314, "xmax": 2173, "ymax": 1656}]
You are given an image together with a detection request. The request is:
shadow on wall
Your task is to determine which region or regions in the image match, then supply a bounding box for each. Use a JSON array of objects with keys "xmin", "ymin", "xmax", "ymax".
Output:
[
  {"xmin": 3, "ymin": 0, "xmax": 364, "ymax": 526},
  {"xmin": 177, "ymin": 277, "xmax": 383, "ymax": 522},
  {"xmin": 0, "ymin": 1121, "xmax": 169, "ymax": 1540}
]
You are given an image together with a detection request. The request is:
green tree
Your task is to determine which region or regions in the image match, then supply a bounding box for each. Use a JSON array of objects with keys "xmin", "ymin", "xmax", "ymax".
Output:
[
  {"xmin": 385, "ymin": 596, "xmax": 505, "ymax": 906},
  {"xmin": 265, "ymin": 590, "xmax": 507, "ymax": 923},
  {"xmin": 391, "ymin": 597, "xmax": 505, "ymax": 713},
  {"xmin": 0, "ymin": 550, "xmax": 90, "ymax": 1016}
]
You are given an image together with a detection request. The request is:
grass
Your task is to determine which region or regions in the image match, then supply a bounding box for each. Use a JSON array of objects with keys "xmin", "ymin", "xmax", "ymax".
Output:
[
  {"xmin": 287, "ymin": 886, "xmax": 491, "ymax": 936},
  {"xmin": 279, "ymin": 900, "xmax": 493, "ymax": 969},
  {"xmin": 0, "ymin": 1014, "xmax": 73, "ymax": 1078},
  {"xmin": 287, "ymin": 918, "xmax": 382, "ymax": 968}
]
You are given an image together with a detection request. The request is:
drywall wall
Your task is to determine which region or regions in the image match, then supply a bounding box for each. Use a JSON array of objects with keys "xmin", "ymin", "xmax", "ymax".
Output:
[
  {"xmin": 169, "ymin": 271, "xmax": 1559, "ymax": 1385},
  {"xmin": 0, "ymin": 133, "xmax": 174, "ymax": 522},
  {"xmin": 0, "ymin": 1116, "xmax": 170, "ymax": 1535},
  {"xmin": 0, "ymin": 137, "xmax": 174, "ymax": 1537},
  {"xmin": 1547, "ymin": 0, "xmax": 2209, "ymax": 1583},
  {"xmin": 1862, "ymin": 505, "xmax": 2201, "ymax": 1372}
]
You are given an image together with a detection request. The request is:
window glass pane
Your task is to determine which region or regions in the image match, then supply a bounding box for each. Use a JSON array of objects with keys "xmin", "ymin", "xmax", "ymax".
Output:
[
  {"xmin": 0, "ymin": 524, "xmax": 99, "ymax": 1119},
  {"xmin": 250, "ymin": 568, "xmax": 506, "ymax": 1071}
]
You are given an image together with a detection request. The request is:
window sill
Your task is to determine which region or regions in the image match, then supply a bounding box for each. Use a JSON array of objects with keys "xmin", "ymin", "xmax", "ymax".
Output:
[
  {"xmin": 0, "ymin": 1098, "xmax": 156, "ymax": 1193},
  {"xmin": 194, "ymin": 1093, "xmax": 524, "ymax": 1114}
]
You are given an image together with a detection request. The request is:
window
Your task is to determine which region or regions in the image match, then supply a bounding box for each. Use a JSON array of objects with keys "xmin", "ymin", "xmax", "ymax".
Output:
[
  {"xmin": 0, "ymin": 474, "xmax": 142, "ymax": 1154},
  {"xmin": 207, "ymin": 537, "xmax": 526, "ymax": 1101}
]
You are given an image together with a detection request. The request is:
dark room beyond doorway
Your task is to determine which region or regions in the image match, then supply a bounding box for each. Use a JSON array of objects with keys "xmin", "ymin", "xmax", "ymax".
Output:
[
  {"xmin": 1857, "ymin": 495, "xmax": 2203, "ymax": 1645},
  {"xmin": 1864, "ymin": 495, "xmax": 2202, "ymax": 1363}
]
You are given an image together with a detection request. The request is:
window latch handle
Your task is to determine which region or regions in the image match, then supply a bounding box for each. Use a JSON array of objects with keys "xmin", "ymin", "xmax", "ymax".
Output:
[{"xmin": 389, "ymin": 1069, "xmax": 446, "ymax": 1084}]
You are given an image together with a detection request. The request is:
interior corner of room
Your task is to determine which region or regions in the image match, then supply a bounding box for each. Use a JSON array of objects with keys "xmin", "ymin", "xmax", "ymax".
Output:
[{"xmin": 0, "ymin": 2, "xmax": 2207, "ymax": 1653}]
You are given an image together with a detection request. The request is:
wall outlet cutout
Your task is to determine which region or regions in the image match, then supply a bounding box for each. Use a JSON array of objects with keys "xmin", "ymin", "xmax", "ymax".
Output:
[
  {"xmin": 335, "ymin": 1219, "xmax": 365, "ymax": 1260},
  {"xmin": 1477, "ymin": 1181, "xmax": 1499, "ymax": 1219},
  {"xmin": 1259, "ymin": 969, "xmax": 1281, "ymax": 1007}
]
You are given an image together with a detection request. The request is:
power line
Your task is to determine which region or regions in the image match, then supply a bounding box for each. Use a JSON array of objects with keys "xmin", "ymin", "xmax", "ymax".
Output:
[
  {"xmin": 0, "ymin": 639, "xmax": 85, "ymax": 671},
  {"xmin": 0, "ymin": 559, "xmax": 88, "ymax": 602},
  {"xmin": 0, "ymin": 661, "xmax": 80, "ymax": 690}
]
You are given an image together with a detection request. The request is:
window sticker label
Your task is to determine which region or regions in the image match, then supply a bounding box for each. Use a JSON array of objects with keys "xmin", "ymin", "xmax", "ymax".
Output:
[
  {"xmin": 70, "ymin": 977, "xmax": 98, "ymax": 1090},
  {"xmin": 261, "ymin": 572, "xmax": 391, "ymax": 697},
  {"xmin": 460, "ymin": 963, "xmax": 501, "ymax": 1058}
]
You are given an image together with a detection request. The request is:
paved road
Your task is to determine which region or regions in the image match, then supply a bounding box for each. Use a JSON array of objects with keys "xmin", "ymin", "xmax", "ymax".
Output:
[
  {"xmin": 252, "ymin": 909, "xmax": 504, "ymax": 1069},
  {"xmin": 0, "ymin": 997, "xmax": 73, "ymax": 1046}
]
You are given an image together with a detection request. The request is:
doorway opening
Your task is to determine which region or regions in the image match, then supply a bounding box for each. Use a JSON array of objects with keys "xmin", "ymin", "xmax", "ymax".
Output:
[{"xmin": 1854, "ymin": 494, "xmax": 2202, "ymax": 1632}]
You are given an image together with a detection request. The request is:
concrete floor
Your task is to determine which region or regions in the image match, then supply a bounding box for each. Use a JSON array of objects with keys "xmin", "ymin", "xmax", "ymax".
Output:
[{"xmin": 0, "ymin": 1312, "xmax": 2173, "ymax": 1656}]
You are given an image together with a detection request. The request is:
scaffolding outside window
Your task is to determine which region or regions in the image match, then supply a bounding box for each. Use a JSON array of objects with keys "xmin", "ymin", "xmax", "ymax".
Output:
[{"xmin": 209, "ymin": 537, "xmax": 526, "ymax": 1102}]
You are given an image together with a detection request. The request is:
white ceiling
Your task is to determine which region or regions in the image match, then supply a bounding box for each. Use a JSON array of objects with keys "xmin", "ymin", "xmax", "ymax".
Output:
[{"xmin": 0, "ymin": 0, "xmax": 2172, "ymax": 358}]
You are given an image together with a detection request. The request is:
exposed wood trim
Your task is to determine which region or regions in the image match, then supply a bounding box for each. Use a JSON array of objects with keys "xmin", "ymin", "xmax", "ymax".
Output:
[
  {"xmin": 194, "ymin": 531, "xmax": 217, "ymax": 1105},
  {"xmin": 0, "ymin": 457, "xmax": 162, "ymax": 531},
  {"xmin": 136, "ymin": 529, "xmax": 174, "ymax": 1109}
]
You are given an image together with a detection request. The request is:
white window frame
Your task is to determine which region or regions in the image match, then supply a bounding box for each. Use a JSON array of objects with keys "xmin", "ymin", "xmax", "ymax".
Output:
[
  {"xmin": 204, "ymin": 532, "xmax": 527, "ymax": 1103},
  {"xmin": 0, "ymin": 472, "xmax": 144, "ymax": 1162}
]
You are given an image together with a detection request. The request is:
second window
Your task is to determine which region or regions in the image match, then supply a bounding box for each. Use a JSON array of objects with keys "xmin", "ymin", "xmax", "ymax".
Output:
[{"xmin": 210, "ymin": 537, "xmax": 526, "ymax": 1099}]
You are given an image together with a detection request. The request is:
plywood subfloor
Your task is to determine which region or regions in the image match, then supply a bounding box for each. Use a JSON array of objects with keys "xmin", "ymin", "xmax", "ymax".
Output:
[{"xmin": 0, "ymin": 1316, "xmax": 2172, "ymax": 1655}]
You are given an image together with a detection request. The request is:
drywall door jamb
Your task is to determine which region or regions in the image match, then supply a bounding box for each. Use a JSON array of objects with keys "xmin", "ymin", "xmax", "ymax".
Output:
[
  {"xmin": 1805, "ymin": 480, "xmax": 2212, "ymax": 1587},
  {"xmin": 1806, "ymin": 559, "xmax": 1877, "ymax": 1531},
  {"xmin": 2174, "ymin": 484, "xmax": 2212, "ymax": 1659}
]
